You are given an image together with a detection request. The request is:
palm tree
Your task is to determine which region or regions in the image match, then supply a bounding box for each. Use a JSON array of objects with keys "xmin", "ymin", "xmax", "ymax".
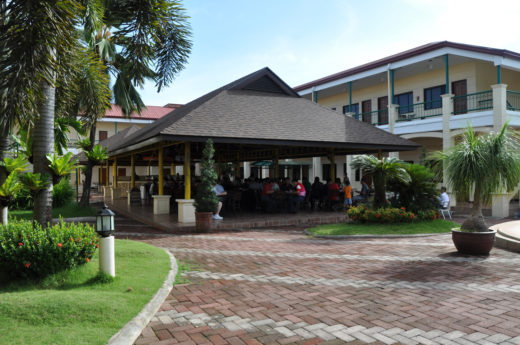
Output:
[
  {"xmin": 350, "ymin": 155, "xmax": 411, "ymax": 209},
  {"xmin": 78, "ymin": 0, "xmax": 192, "ymax": 206},
  {"xmin": 435, "ymin": 124, "xmax": 520, "ymax": 232},
  {"xmin": 0, "ymin": 1, "xmax": 83, "ymax": 225}
]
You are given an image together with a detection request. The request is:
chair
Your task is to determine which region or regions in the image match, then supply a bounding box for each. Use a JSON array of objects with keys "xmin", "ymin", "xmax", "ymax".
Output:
[{"xmin": 440, "ymin": 201, "xmax": 452, "ymax": 220}]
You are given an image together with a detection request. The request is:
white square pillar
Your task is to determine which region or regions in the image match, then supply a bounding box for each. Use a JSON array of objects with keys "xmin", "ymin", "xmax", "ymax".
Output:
[
  {"xmin": 492, "ymin": 83, "xmax": 508, "ymax": 131},
  {"xmin": 153, "ymin": 195, "xmax": 171, "ymax": 215},
  {"xmin": 176, "ymin": 199, "xmax": 195, "ymax": 223},
  {"xmin": 492, "ymin": 193, "xmax": 511, "ymax": 218}
]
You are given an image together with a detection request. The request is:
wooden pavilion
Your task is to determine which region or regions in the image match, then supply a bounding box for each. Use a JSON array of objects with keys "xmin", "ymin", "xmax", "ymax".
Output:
[{"xmin": 106, "ymin": 67, "xmax": 419, "ymax": 222}]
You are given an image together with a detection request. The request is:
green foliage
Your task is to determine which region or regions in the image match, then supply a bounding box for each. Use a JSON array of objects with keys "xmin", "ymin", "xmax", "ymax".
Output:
[
  {"xmin": 52, "ymin": 179, "xmax": 74, "ymax": 208},
  {"xmin": 194, "ymin": 139, "xmax": 218, "ymax": 213},
  {"xmin": 0, "ymin": 172, "xmax": 23, "ymax": 207},
  {"xmin": 10, "ymin": 185, "xmax": 33, "ymax": 211},
  {"xmin": 387, "ymin": 164, "xmax": 439, "ymax": 213},
  {"xmin": 54, "ymin": 117, "xmax": 86, "ymax": 155},
  {"xmin": 18, "ymin": 173, "xmax": 50, "ymax": 196},
  {"xmin": 0, "ymin": 219, "xmax": 98, "ymax": 279},
  {"xmin": 0, "ymin": 156, "xmax": 29, "ymax": 173},
  {"xmin": 350, "ymin": 155, "xmax": 410, "ymax": 209},
  {"xmin": 347, "ymin": 205, "xmax": 440, "ymax": 224},
  {"xmin": 85, "ymin": 144, "xmax": 108, "ymax": 164},
  {"xmin": 47, "ymin": 152, "xmax": 78, "ymax": 184}
]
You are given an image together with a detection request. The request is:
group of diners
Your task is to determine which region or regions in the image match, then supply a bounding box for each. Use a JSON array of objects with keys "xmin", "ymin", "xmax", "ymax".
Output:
[{"xmin": 213, "ymin": 175, "xmax": 371, "ymax": 214}]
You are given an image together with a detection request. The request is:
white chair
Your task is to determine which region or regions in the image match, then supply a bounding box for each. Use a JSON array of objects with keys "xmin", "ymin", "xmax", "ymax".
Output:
[{"xmin": 440, "ymin": 201, "xmax": 452, "ymax": 220}]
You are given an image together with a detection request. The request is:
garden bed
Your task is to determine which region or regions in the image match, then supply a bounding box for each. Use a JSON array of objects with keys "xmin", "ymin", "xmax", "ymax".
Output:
[
  {"xmin": 307, "ymin": 219, "xmax": 458, "ymax": 236},
  {"xmin": 0, "ymin": 239, "xmax": 170, "ymax": 345}
]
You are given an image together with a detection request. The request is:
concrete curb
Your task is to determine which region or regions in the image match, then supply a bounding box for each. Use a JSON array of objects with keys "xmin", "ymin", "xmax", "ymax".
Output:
[
  {"xmin": 304, "ymin": 228, "xmax": 450, "ymax": 239},
  {"xmin": 107, "ymin": 248, "xmax": 178, "ymax": 345}
]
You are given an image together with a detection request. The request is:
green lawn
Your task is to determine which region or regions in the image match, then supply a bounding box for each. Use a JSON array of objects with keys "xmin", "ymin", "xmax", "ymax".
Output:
[
  {"xmin": 308, "ymin": 219, "xmax": 458, "ymax": 236},
  {"xmin": 9, "ymin": 203, "xmax": 98, "ymax": 220},
  {"xmin": 0, "ymin": 239, "xmax": 170, "ymax": 345}
]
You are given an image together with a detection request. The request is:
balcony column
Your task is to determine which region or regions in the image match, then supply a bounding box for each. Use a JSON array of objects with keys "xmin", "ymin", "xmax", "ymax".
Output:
[
  {"xmin": 387, "ymin": 104, "xmax": 399, "ymax": 159},
  {"xmin": 441, "ymin": 94, "xmax": 456, "ymax": 206},
  {"xmin": 492, "ymin": 83, "xmax": 508, "ymax": 131}
]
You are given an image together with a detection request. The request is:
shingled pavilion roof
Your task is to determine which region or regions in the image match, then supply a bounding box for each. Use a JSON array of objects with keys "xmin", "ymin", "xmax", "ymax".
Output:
[{"xmin": 109, "ymin": 67, "xmax": 418, "ymax": 163}]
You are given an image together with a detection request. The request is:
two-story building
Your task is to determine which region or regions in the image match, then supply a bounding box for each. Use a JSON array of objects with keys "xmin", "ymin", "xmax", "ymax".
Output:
[{"xmin": 293, "ymin": 41, "xmax": 520, "ymax": 217}]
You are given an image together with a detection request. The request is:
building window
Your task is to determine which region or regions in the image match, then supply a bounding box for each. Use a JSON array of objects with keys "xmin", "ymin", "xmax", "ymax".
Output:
[
  {"xmin": 393, "ymin": 92, "xmax": 413, "ymax": 114},
  {"xmin": 342, "ymin": 103, "xmax": 359, "ymax": 115},
  {"xmin": 331, "ymin": 107, "xmax": 336, "ymax": 111},
  {"xmin": 424, "ymin": 85, "xmax": 446, "ymax": 110},
  {"xmin": 99, "ymin": 130, "xmax": 108, "ymax": 141},
  {"xmin": 117, "ymin": 168, "xmax": 126, "ymax": 177},
  {"xmin": 355, "ymin": 168, "xmax": 360, "ymax": 182}
]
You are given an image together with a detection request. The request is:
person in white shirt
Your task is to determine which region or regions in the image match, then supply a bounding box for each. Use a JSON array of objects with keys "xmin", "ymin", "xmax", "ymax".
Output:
[{"xmin": 439, "ymin": 187, "xmax": 450, "ymax": 208}]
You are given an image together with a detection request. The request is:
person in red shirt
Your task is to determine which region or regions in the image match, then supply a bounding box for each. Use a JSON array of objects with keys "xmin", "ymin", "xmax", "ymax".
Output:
[
  {"xmin": 261, "ymin": 179, "xmax": 275, "ymax": 212},
  {"xmin": 288, "ymin": 179, "xmax": 306, "ymax": 213}
]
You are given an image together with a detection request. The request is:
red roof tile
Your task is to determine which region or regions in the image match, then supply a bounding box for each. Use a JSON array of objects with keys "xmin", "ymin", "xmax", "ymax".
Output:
[{"xmin": 103, "ymin": 104, "xmax": 181, "ymax": 120}]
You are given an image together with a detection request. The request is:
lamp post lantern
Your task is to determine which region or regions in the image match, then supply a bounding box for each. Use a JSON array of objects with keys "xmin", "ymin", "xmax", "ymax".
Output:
[{"xmin": 95, "ymin": 205, "xmax": 116, "ymax": 277}]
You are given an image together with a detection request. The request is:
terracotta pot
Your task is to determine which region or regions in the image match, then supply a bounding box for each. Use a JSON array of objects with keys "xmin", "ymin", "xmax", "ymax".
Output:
[
  {"xmin": 195, "ymin": 212, "xmax": 213, "ymax": 232},
  {"xmin": 451, "ymin": 228, "xmax": 496, "ymax": 255}
]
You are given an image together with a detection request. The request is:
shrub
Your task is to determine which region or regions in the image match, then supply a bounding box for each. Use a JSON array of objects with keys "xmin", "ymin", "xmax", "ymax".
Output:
[
  {"xmin": 387, "ymin": 163, "xmax": 439, "ymax": 213},
  {"xmin": 0, "ymin": 219, "xmax": 98, "ymax": 279},
  {"xmin": 347, "ymin": 205, "xmax": 440, "ymax": 224},
  {"xmin": 53, "ymin": 178, "xmax": 74, "ymax": 207},
  {"xmin": 11, "ymin": 185, "xmax": 33, "ymax": 210}
]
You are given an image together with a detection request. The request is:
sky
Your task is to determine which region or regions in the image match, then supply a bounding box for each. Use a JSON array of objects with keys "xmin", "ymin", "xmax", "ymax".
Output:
[{"xmin": 138, "ymin": 0, "xmax": 520, "ymax": 106}]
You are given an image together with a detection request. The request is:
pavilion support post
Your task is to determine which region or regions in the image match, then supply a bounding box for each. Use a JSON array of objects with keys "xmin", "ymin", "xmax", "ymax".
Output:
[
  {"xmin": 330, "ymin": 151, "xmax": 336, "ymax": 182},
  {"xmin": 176, "ymin": 142, "xmax": 195, "ymax": 223},
  {"xmin": 274, "ymin": 149, "xmax": 279, "ymax": 179},
  {"xmin": 103, "ymin": 160, "xmax": 111, "ymax": 202},
  {"xmin": 378, "ymin": 149, "xmax": 383, "ymax": 160},
  {"xmin": 112, "ymin": 158, "xmax": 117, "ymax": 188},
  {"xmin": 105, "ymin": 160, "xmax": 109, "ymax": 187},
  {"xmin": 130, "ymin": 154, "xmax": 135, "ymax": 189},
  {"xmin": 171, "ymin": 163, "xmax": 175, "ymax": 175},
  {"xmin": 153, "ymin": 144, "xmax": 171, "ymax": 214}
]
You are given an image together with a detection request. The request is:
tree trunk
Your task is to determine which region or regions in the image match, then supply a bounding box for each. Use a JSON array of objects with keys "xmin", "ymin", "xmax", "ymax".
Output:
[
  {"xmin": 79, "ymin": 123, "xmax": 96, "ymax": 207},
  {"xmin": 0, "ymin": 125, "xmax": 9, "ymax": 225},
  {"xmin": 33, "ymin": 80, "xmax": 55, "ymax": 227},
  {"xmin": 373, "ymin": 171, "xmax": 386, "ymax": 209},
  {"xmin": 461, "ymin": 189, "xmax": 489, "ymax": 232}
]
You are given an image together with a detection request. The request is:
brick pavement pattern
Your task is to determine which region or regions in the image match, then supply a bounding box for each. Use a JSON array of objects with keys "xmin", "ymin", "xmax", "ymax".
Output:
[{"xmin": 131, "ymin": 230, "xmax": 520, "ymax": 345}]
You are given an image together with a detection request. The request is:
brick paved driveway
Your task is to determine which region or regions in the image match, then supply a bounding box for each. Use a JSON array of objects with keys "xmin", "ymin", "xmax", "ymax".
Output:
[{"xmin": 130, "ymin": 229, "xmax": 520, "ymax": 345}]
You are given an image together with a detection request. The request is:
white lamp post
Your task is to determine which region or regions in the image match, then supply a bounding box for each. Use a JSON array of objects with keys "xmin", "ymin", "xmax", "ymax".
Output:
[{"xmin": 96, "ymin": 205, "xmax": 116, "ymax": 277}]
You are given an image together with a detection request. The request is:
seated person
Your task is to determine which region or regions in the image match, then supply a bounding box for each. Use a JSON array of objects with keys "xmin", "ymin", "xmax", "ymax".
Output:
[
  {"xmin": 439, "ymin": 187, "xmax": 450, "ymax": 208},
  {"xmin": 327, "ymin": 178, "xmax": 340, "ymax": 202},
  {"xmin": 353, "ymin": 179, "xmax": 369, "ymax": 204},
  {"xmin": 310, "ymin": 177, "xmax": 323, "ymax": 209},
  {"xmin": 289, "ymin": 179, "xmax": 306, "ymax": 213},
  {"xmin": 261, "ymin": 179, "xmax": 276, "ymax": 212},
  {"xmin": 213, "ymin": 180, "xmax": 227, "ymax": 220},
  {"xmin": 280, "ymin": 177, "xmax": 294, "ymax": 192}
]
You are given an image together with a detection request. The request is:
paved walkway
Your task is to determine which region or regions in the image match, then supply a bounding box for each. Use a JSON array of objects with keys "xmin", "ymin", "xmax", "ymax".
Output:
[{"xmin": 125, "ymin": 227, "xmax": 520, "ymax": 345}]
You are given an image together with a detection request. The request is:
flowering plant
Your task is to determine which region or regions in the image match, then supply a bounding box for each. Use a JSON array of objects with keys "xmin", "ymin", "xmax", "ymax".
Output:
[{"xmin": 0, "ymin": 219, "xmax": 98, "ymax": 279}]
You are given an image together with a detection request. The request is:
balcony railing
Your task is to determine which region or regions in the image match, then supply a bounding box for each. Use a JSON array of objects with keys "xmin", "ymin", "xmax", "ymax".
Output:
[
  {"xmin": 452, "ymin": 90, "xmax": 492, "ymax": 115},
  {"xmin": 507, "ymin": 90, "xmax": 520, "ymax": 111},
  {"xmin": 396, "ymin": 102, "xmax": 442, "ymax": 122},
  {"xmin": 356, "ymin": 109, "xmax": 388, "ymax": 125}
]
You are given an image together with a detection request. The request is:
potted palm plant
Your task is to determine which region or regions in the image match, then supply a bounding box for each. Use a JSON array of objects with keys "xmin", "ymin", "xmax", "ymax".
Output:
[
  {"xmin": 194, "ymin": 139, "xmax": 218, "ymax": 232},
  {"xmin": 435, "ymin": 124, "xmax": 520, "ymax": 255}
]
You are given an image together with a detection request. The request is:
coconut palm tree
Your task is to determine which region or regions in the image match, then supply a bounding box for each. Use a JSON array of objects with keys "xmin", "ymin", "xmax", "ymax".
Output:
[
  {"xmin": 78, "ymin": 0, "xmax": 192, "ymax": 206},
  {"xmin": 0, "ymin": 1, "xmax": 83, "ymax": 225},
  {"xmin": 435, "ymin": 124, "xmax": 520, "ymax": 232},
  {"xmin": 350, "ymin": 155, "xmax": 411, "ymax": 209}
]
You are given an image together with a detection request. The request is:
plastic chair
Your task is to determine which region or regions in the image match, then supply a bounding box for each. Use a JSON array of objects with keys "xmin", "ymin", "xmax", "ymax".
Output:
[{"xmin": 440, "ymin": 201, "xmax": 452, "ymax": 220}]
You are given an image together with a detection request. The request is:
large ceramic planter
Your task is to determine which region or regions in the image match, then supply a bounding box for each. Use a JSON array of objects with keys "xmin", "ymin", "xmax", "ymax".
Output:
[
  {"xmin": 451, "ymin": 228, "xmax": 496, "ymax": 255},
  {"xmin": 195, "ymin": 212, "xmax": 213, "ymax": 233}
]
